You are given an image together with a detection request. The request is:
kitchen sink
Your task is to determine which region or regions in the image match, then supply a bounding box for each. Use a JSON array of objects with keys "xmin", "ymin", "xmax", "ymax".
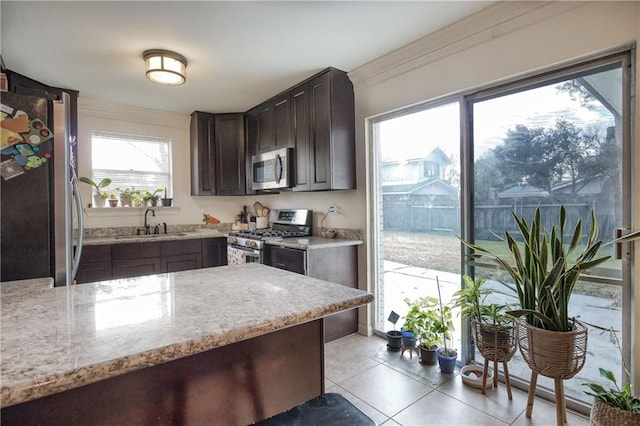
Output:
[{"xmin": 114, "ymin": 232, "xmax": 189, "ymax": 240}]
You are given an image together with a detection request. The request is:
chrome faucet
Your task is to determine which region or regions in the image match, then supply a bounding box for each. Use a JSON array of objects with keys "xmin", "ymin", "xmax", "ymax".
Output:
[{"xmin": 144, "ymin": 208, "xmax": 156, "ymax": 235}]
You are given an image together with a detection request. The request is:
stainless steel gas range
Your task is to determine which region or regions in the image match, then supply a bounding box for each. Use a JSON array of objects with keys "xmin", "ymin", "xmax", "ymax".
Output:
[{"xmin": 227, "ymin": 209, "xmax": 312, "ymax": 264}]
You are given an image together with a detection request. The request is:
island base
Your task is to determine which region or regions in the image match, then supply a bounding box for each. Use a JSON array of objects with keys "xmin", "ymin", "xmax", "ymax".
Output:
[{"xmin": 2, "ymin": 319, "xmax": 324, "ymax": 425}]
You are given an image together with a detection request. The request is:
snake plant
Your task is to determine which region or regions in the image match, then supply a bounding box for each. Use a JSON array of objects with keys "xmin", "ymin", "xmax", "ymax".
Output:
[{"xmin": 465, "ymin": 206, "xmax": 611, "ymax": 332}]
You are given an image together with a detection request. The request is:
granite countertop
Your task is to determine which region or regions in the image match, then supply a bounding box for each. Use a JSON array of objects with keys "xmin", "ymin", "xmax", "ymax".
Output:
[
  {"xmin": 0, "ymin": 264, "xmax": 373, "ymax": 408},
  {"xmin": 82, "ymin": 228, "xmax": 227, "ymax": 246},
  {"xmin": 265, "ymin": 237, "xmax": 363, "ymax": 250},
  {"xmin": 1, "ymin": 277, "xmax": 54, "ymax": 296}
]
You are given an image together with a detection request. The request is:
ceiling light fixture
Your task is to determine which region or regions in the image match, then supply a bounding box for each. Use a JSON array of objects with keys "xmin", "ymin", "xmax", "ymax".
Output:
[{"xmin": 143, "ymin": 49, "xmax": 187, "ymax": 86}]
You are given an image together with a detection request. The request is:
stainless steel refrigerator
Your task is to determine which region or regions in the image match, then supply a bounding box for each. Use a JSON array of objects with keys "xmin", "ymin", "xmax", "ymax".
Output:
[{"xmin": 1, "ymin": 91, "xmax": 83, "ymax": 286}]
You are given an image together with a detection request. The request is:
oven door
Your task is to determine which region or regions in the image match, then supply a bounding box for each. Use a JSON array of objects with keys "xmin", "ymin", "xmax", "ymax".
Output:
[{"xmin": 227, "ymin": 244, "xmax": 262, "ymax": 265}]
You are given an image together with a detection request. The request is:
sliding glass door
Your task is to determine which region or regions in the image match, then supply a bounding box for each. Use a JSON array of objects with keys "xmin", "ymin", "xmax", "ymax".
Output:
[
  {"xmin": 371, "ymin": 101, "xmax": 462, "ymax": 353},
  {"xmin": 465, "ymin": 54, "xmax": 632, "ymax": 405},
  {"xmin": 369, "ymin": 50, "xmax": 633, "ymax": 410}
]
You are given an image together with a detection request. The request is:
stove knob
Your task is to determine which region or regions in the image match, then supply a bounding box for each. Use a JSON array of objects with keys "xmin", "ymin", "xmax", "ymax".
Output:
[
  {"xmin": 247, "ymin": 240, "xmax": 258, "ymax": 249},
  {"xmin": 230, "ymin": 237, "xmax": 237, "ymax": 244}
]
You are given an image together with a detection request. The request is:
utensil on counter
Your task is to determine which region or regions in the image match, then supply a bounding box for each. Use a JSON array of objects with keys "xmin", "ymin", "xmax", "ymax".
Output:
[{"xmin": 253, "ymin": 201, "xmax": 264, "ymax": 217}]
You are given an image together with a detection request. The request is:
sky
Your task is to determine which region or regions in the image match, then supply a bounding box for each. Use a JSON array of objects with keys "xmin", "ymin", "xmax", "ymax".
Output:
[{"xmin": 378, "ymin": 74, "xmax": 617, "ymax": 163}]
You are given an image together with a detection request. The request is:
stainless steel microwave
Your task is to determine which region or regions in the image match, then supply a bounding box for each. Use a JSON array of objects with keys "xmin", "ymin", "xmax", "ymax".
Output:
[{"xmin": 251, "ymin": 147, "xmax": 294, "ymax": 190}]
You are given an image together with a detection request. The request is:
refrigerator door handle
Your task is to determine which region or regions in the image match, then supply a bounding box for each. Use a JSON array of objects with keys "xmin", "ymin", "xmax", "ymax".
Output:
[{"xmin": 71, "ymin": 175, "xmax": 84, "ymax": 282}]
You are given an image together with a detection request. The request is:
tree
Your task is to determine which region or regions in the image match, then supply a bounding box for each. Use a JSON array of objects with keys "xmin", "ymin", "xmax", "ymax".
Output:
[{"xmin": 487, "ymin": 119, "xmax": 617, "ymax": 197}]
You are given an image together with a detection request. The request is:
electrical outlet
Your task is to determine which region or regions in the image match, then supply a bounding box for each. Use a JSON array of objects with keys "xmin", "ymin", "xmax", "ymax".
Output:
[{"xmin": 329, "ymin": 203, "xmax": 341, "ymax": 215}]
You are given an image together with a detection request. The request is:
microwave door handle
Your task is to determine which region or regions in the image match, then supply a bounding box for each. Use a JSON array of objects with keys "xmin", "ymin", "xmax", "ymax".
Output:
[{"xmin": 274, "ymin": 154, "xmax": 283, "ymax": 184}]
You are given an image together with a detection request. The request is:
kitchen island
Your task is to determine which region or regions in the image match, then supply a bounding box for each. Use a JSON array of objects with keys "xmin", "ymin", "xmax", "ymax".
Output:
[{"xmin": 1, "ymin": 264, "xmax": 373, "ymax": 425}]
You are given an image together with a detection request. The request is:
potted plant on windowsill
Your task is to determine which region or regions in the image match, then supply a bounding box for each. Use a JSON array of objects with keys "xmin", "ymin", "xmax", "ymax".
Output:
[
  {"xmin": 463, "ymin": 206, "xmax": 639, "ymax": 425},
  {"xmin": 143, "ymin": 188, "xmax": 164, "ymax": 207},
  {"xmin": 107, "ymin": 191, "xmax": 119, "ymax": 208},
  {"xmin": 79, "ymin": 177, "xmax": 111, "ymax": 208},
  {"xmin": 583, "ymin": 328, "xmax": 639, "ymax": 425}
]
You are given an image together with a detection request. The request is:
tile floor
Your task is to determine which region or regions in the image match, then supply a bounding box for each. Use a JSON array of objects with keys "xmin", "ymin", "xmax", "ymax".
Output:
[{"xmin": 324, "ymin": 333, "xmax": 590, "ymax": 426}]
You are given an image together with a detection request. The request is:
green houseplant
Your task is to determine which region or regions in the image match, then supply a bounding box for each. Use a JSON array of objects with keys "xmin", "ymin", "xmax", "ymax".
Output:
[
  {"xmin": 452, "ymin": 275, "xmax": 517, "ymax": 397},
  {"xmin": 583, "ymin": 329, "xmax": 639, "ymax": 425},
  {"xmin": 434, "ymin": 277, "xmax": 456, "ymax": 374},
  {"xmin": 79, "ymin": 177, "xmax": 112, "ymax": 208},
  {"xmin": 404, "ymin": 296, "xmax": 448, "ymax": 364},
  {"xmin": 143, "ymin": 188, "xmax": 164, "ymax": 207},
  {"xmin": 463, "ymin": 206, "xmax": 638, "ymax": 425}
]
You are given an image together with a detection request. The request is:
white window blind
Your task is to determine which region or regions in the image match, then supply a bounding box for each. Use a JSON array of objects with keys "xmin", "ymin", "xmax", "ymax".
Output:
[{"xmin": 90, "ymin": 131, "xmax": 172, "ymax": 195}]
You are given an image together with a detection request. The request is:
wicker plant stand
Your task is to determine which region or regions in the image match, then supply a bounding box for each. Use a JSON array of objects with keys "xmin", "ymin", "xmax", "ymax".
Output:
[
  {"xmin": 589, "ymin": 399, "xmax": 640, "ymax": 426},
  {"xmin": 517, "ymin": 320, "xmax": 588, "ymax": 426},
  {"xmin": 472, "ymin": 319, "xmax": 517, "ymax": 400}
]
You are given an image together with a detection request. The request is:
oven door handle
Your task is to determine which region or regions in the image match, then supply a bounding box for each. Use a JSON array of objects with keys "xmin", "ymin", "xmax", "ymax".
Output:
[{"xmin": 274, "ymin": 153, "xmax": 283, "ymax": 184}]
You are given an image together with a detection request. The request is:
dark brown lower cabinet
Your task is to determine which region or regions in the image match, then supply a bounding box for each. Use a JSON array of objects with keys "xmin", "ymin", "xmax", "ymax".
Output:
[
  {"xmin": 1, "ymin": 319, "xmax": 324, "ymax": 425},
  {"xmin": 74, "ymin": 245, "xmax": 112, "ymax": 283},
  {"xmin": 264, "ymin": 244, "xmax": 359, "ymax": 342},
  {"xmin": 75, "ymin": 237, "xmax": 228, "ymax": 283},
  {"xmin": 202, "ymin": 237, "xmax": 228, "ymax": 267}
]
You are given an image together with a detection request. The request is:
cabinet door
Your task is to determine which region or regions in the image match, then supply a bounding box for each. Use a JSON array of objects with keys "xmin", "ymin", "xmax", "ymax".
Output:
[
  {"xmin": 190, "ymin": 112, "xmax": 216, "ymax": 195},
  {"xmin": 257, "ymin": 103, "xmax": 275, "ymax": 153},
  {"xmin": 162, "ymin": 254, "xmax": 202, "ymax": 273},
  {"xmin": 75, "ymin": 245, "xmax": 112, "ymax": 284},
  {"xmin": 75, "ymin": 262, "xmax": 112, "ymax": 284},
  {"xmin": 214, "ymin": 114, "xmax": 245, "ymax": 195},
  {"xmin": 202, "ymin": 238, "xmax": 228, "ymax": 267},
  {"xmin": 292, "ymin": 83, "xmax": 310, "ymax": 191},
  {"xmin": 273, "ymin": 93, "xmax": 292, "ymax": 150},
  {"xmin": 112, "ymin": 258, "xmax": 162, "ymax": 279},
  {"xmin": 256, "ymin": 93, "xmax": 292, "ymax": 154},
  {"xmin": 309, "ymin": 72, "xmax": 332, "ymax": 191},
  {"xmin": 244, "ymin": 110, "xmax": 258, "ymax": 194},
  {"xmin": 265, "ymin": 246, "xmax": 306, "ymax": 275},
  {"xmin": 308, "ymin": 69, "xmax": 356, "ymax": 191}
]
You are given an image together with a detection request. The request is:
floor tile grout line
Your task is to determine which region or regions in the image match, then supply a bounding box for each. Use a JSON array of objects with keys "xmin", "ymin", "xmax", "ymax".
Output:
[{"xmin": 432, "ymin": 388, "xmax": 514, "ymax": 425}]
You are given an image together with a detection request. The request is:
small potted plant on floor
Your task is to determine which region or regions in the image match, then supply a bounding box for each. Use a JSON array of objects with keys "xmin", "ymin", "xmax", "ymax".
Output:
[
  {"xmin": 583, "ymin": 328, "xmax": 640, "ymax": 425},
  {"xmin": 79, "ymin": 176, "xmax": 111, "ymax": 208},
  {"xmin": 404, "ymin": 296, "xmax": 445, "ymax": 364},
  {"xmin": 434, "ymin": 277, "xmax": 456, "ymax": 374},
  {"xmin": 385, "ymin": 311, "xmax": 403, "ymax": 352},
  {"xmin": 401, "ymin": 300, "xmax": 420, "ymax": 349}
]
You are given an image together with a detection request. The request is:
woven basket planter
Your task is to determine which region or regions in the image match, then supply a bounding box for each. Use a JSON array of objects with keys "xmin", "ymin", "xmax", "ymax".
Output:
[
  {"xmin": 517, "ymin": 319, "xmax": 587, "ymax": 379},
  {"xmin": 589, "ymin": 399, "xmax": 640, "ymax": 426},
  {"xmin": 472, "ymin": 319, "xmax": 517, "ymax": 362}
]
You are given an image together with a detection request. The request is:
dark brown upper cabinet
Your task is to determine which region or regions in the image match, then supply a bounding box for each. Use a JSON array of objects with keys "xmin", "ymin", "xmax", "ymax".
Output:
[
  {"xmin": 246, "ymin": 67, "xmax": 355, "ymax": 193},
  {"xmin": 295, "ymin": 68, "xmax": 355, "ymax": 191},
  {"xmin": 254, "ymin": 92, "xmax": 293, "ymax": 154},
  {"xmin": 190, "ymin": 111, "xmax": 245, "ymax": 196}
]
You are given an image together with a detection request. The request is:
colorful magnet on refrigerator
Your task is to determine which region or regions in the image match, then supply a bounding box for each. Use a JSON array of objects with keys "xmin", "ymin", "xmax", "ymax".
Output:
[
  {"xmin": 25, "ymin": 119, "xmax": 53, "ymax": 146},
  {"xmin": 0, "ymin": 158, "xmax": 25, "ymax": 180},
  {"xmin": 24, "ymin": 155, "xmax": 46, "ymax": 170},
  {"xmin": 14, "ymin": 144, "xmax": 35, "ymax": 157},
  {"xmin": 13, "ymin": 154, "xmax": 27, "ymax": 166}
]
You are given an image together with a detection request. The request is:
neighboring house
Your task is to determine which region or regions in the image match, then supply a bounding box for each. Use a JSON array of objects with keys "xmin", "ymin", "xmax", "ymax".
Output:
[{"xmin": 382, "ymin": 148, "xmax": 459, "ymax": 231}]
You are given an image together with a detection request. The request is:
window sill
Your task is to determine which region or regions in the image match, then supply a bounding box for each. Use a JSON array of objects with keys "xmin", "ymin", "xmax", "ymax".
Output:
[{"xmin": 83, "ymin": 206, "xmax": 180, "ymax": 217}]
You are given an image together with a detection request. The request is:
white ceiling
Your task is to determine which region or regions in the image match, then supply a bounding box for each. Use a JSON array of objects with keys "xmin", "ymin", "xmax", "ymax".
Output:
[{"xmin": 1, "ymin": 1, "xmax": 492, "ymax": 115}]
